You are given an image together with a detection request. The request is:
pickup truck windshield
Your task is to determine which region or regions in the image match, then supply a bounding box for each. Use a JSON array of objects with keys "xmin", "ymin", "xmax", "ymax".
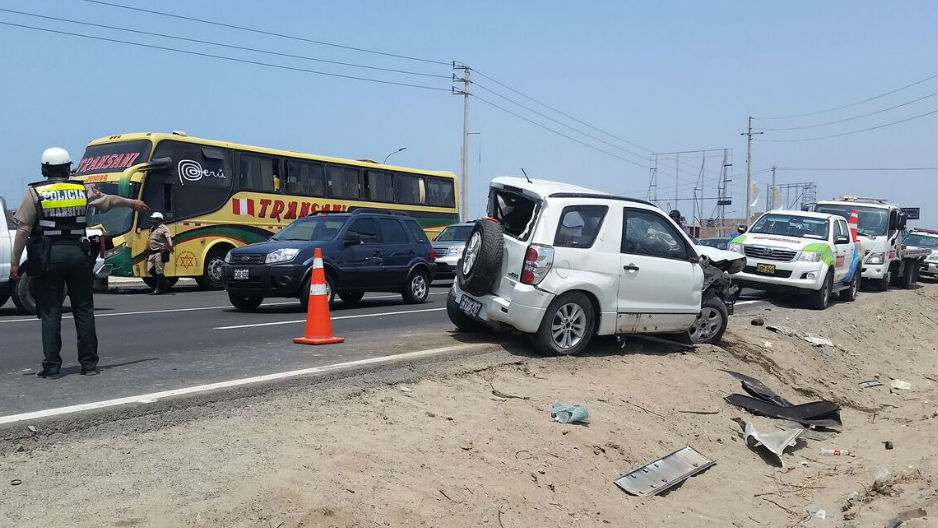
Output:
[
  {"xmin": 271, "ymin": 217, "xmax": 345, "ymax": 242},
  {"xmin": 85, "ymin": 182, "xmax": 140, "ymax": 235},
  {"xmin": 750, "ymin": 213, "xmax": 829, "ymax": 240},
  {"xmin": 903, "ymin": 233, "xmax": 938, "ymax": 249},
  {"xmin": 815, "ymin": 204, "xmax": 888, "ymax": 237}
]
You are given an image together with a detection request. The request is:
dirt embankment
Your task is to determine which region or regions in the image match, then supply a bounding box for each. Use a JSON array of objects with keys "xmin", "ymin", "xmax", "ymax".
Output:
[{"xmin": 1, "ymin": 285, "xmax": 936, "ymax": 527}]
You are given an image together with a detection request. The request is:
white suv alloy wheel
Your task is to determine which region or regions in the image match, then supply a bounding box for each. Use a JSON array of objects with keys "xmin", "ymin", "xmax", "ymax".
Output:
[
  {"xmin": 462, "ymin": 231, "xmax": 482, "ymax": 275},
  {"xmin": 551, "ymin": 302, "xmax": 587, "ymax": 349}
]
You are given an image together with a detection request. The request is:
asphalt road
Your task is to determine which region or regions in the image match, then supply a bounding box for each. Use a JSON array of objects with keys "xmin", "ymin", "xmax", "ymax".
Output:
[{"xmin": 0, "ymin": 279, "xmax": 772, "ymax": 419}]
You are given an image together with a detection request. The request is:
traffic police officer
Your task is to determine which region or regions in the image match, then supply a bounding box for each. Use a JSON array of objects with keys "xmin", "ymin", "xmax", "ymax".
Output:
[
  {"xmin": 9, "ymin": 147, "xmax": 148, "ymax": 379},
  {"xmin": 146, "ymin": 211, "xmax": 173, "ymax": 295}
]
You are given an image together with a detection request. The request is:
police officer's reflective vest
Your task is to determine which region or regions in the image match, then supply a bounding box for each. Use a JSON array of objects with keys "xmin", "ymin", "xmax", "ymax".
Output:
[{"xmin": 29, "ymin": 179, "xmax": 89, "ymax": 239}]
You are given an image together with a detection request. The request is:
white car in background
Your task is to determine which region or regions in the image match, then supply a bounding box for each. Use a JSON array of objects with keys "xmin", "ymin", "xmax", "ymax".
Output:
[
  {"xmin": 447, "ymin": 177, "xmax": 743, "ymax": 356},
  {"xmin": 431, "ymin": 222, "xmax": 475, "ymax": 279}
]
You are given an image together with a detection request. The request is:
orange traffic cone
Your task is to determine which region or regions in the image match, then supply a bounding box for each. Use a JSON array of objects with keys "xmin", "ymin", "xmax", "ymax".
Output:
[
  {"xmin": 294, "ymin": 247, "xmax": 344, "ymax": 345},
  {"xmin": 848, "ymin": 208, "xmax": 859, "ymax": 242}
]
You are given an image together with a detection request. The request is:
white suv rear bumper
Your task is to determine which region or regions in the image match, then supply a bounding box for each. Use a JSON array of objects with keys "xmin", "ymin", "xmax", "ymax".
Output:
[{"xmin": 451, "ymin": 282, "xmax": 552, "ymax": 333}]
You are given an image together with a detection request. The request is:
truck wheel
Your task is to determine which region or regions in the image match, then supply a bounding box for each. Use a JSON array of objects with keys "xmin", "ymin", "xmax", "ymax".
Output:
[
  {"xmin": 810, "ymin": 271, "xmax": 833, "ymax": 310},
  {"xmin": 228, "ymin": 293, "xmax": 263, "ymax": 311},
  {"xmin": 532, "ymin": 291, "xmax": 595, "ymax": 356},
  {"xmin": 899, "ymin": 264, "xmax": 916, "ymax": 289},
  {"xmin": 196, "ymin": 248, "xmax": 228, "ymax": 290},
  {"xmin": 401, "ymin": 268, "xmax": 430, "ymax": 304},
  {"xmin": 456, "ymin": 220, "xmax": 504, "ymax": 296},
  {"xmin": 683, "ymin": 296, "xmax": 728, "ymax": 344},
  {"xmin": 11, "ymin": 272, "xmax": 37, "ymax": 315},
  {"xmin": 839, "ymin": 270, "xmax": 859, "ymax": 301},
  {"xmin": 446, "ymin": 290, "xmax": 489, "ymax": 333},
  {"xmin": 871, "ymin": 270, "xmax": 891, "ymax": 292}
]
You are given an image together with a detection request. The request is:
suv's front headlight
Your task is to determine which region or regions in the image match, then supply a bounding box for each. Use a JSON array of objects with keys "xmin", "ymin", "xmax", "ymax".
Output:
[
  {"xmin": 727, "ymin": 243, "xmax": 743, "ymax": 254},
  {"xmin": 799, "ymin": 251, "xmax": 822, "ymax": 262},
  {"xmin": 265, "ymin": 248, "xmax": 300, "ymax": 264},
  {"xmin": 866, "ymin": 252, "xmax": 885, "ymax": 265}
]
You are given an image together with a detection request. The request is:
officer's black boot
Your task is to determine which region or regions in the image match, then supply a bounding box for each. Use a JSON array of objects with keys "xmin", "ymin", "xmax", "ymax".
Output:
[{"xmin": 150, "ymin": 274, "xmax": 167, "ymax": 295}]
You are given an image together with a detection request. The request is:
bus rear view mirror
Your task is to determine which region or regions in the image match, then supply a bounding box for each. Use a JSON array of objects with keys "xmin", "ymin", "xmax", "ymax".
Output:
[{"xmin": 147, "ymin": 157, "xmax": 172, "ymax": 171}]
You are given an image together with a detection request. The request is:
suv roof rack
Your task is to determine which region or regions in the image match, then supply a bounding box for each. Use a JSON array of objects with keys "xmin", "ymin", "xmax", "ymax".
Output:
[
  {"xmin": 307, "ymin": 210, "xmax": 348, "ymax": 216},
  {"xmin": 349, "ymin": 207, "xmax": 410, "ymax": 216},
  {"xmin": 548, "ymin": 192, "xmax": 657, "ymax": 208},
  {"xmin": 834, "ymin": 196, "xmax": 889, "ymax": 204}
]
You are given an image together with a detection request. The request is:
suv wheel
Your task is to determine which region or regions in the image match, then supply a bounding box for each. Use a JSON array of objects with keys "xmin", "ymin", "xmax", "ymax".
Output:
[
  {"xmin": 300, "ymin": 274, "xmax": 335, "ymax": 311},
  {"xmin": 457, "ymin": 220, "xmax": 504, "ymax": 296},
  {"xmin": 402, "ymin": 269, "xmax": 430, "ymax": 304},
  {"xmin": 228, "ymin": 293, "xmax": 263, "ymax": 311},
  {"xmin": 810, "ymin": 271, "xmax": 833, "ymax": 310},
  {"xmin": 684, "ymin": 296, "xmax": 728, "ymax": 344},
  {"xmin": 532, "ymin": 292, "xmax": 595, "ymax": 356}
]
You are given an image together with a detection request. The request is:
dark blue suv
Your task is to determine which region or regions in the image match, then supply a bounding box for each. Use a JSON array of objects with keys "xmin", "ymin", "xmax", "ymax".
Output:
[{"xmin": 223, "ymin": 210, "xmax": 436, "ymax": 311}]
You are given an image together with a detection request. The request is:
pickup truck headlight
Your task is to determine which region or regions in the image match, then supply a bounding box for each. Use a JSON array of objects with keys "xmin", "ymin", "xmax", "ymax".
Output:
[
  {"xmin": 727, "ymin": 243, "xmax": 743, "ymax": 254},
  {"xmin": 798, "ymin": 251, "xmax": 822, "ymax": 262},
  {"xmin": 866, "ymin": 252, "xmax": 885, "ymax": 265},
  {"xmin": 265, "ymin": 248, "xmax": 299, "ymax": 264}
]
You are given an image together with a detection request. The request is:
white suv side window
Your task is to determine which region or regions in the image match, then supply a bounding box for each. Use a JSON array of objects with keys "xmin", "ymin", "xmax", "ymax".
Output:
[
  {"xmin": 621, "ymin": 209, "xmax": 688, "ymax": 260},
  {"xmin": 554, "ymin": 205, "xmax": 608, "ymax": 248}
]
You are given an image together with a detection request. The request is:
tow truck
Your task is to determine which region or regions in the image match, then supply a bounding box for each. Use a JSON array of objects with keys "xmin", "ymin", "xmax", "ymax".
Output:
[
  {"xmin": 807, "ymin": 197, "xmax": 928, "ymax": 290},
  {"xmin": 903, "ymin": 228, "xmax": 938, "ymax": 279}
]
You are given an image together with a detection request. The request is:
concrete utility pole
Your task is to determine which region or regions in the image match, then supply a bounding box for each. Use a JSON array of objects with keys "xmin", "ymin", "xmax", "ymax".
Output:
[
  {"xmin": 741, "ymin": 116, "xmax": 763, "ymax": 222},
  {"xmin": 770, "ymin": 165, "xmax": 776, "ymax": 211},
  {"xmin": 453, "ymin": 62, "xmax": 471, "ymax": 221}
]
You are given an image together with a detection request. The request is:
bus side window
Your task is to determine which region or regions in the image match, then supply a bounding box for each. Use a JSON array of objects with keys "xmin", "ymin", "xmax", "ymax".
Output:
[
  {"xmin": 366, "ymin": 170, "xmax": 393, "ymax": 203},
  {"xmin": 326, "ymin": 165, "xmax": 361, "ymax": 199},
  {"xmin": 239, "ymin": 154, "xmax": 279, "ymax": 192},
  {"xmin": 285, "ymin": 160, "xmax": 325, "ymax": 197},
  {"xmin": 393, "ymin": 173, "xmax": 420, "ymax": 204},
  {"xmin": 425, "ymin": 177, "xmax": 455, "ymax": 207}
]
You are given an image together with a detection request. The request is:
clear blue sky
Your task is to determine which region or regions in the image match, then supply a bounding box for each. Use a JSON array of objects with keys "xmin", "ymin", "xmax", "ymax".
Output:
[{"xmin": 1, "ymin": 0, "xmax": 936, "ymax": 224}]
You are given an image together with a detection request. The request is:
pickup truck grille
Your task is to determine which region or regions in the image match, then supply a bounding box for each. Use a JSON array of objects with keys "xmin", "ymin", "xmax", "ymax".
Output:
[
  {"xmin": 230, "ymin": 253, "xmax": 266, "ymax": 264},
  {"xmin": 744, "ymin": 245, "xmax": 796, "ymax": 262}
]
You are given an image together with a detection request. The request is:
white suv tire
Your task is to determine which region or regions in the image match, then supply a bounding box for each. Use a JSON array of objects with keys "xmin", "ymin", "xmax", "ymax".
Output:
[
  {"xmin": 457, "ymin": 220, "xmax": 504, "ymax": 296},
  {"xmin": 532, "ymin": 291, "xmax": 596, "ymax": 356}
]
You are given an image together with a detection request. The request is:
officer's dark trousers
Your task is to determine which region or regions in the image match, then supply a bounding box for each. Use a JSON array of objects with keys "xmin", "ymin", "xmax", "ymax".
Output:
[{"xmin": 34, "ymin": 244, "xmax": 98, "ymax": 370}]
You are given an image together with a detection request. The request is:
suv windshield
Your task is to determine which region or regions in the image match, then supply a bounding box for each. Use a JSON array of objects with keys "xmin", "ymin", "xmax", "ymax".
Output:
[
  {"xmin": 815, "ymin": 204, "xmax": 888, "ymax": 237},
  {"xmin": 435, "ymin": 225, "xmax": 473, "ymax": 242},
  {"xmin": 750, "ymin": 213, "xmax": 829, "ymax": 239},
  {"xmin": 74, "ymin": 140, "xmax": 152, "ymax": 176},
  {"xmin": 85, "ymin": 182, "xmax": 141, "ymax": 235},
  {"xmin": 904, "ymin": 233, "xmax": 938, "ymax": 249},
  {"xmin": 271, "ymin": 216, "xmax": 346, "ymax": 242}
]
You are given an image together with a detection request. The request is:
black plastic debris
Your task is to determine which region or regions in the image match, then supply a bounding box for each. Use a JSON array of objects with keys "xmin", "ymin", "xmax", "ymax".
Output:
[{"xmin": 722, "ymin": 370, "xmax": 842, "ymax": 431}]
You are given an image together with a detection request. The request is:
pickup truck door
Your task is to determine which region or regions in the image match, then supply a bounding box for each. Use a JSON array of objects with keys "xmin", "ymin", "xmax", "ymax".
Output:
[
  {"xmin": 616, "ymin": 208, "xmax": 703, "ymax": 333},
  {"xmin": 832, "ymin": 219, "xmax": 854, "ymax": 283}
]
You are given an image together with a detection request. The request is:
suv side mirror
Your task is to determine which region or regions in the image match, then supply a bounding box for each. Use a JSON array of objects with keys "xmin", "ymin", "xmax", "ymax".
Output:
[
  {"xmin": 343, "ymin": 232, "xmax": 362, "ymax": 246},
  {"xmin": 834, "ymin": 234, "xmax": 850, "ymax": 245},
  {"xmin": 737, "ymin": 224, "xmax": 747, "ymax": 234}
]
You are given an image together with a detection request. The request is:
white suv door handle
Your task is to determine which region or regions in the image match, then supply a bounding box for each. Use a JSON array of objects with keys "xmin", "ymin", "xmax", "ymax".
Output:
[{"xmin": 623, "ymin": 263, "xmax": 640, "ymax": 271}]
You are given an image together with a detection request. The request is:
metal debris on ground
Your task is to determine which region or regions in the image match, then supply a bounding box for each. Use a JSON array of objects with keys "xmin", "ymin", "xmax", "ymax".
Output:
[
  {"xmin": 722, "ymin": 371, "xmax": 842, "ymax": 431},
  {"xmin": 765, "ymin": 325, "xmax": 799, "ymax": 337},
  {"xmin": 890, "ymin": 379, "xmax": 912, "ymax": 391},
  {"xmin": 859, "ymin": 379, "xmax": 883, "ymax": 388},
  {"xmin": 803, "ymin": 335, "xmax": 834, "ymax": 347},
  {"xmin": 743, "ymin": 421, "xmax": 804, "ymax": 466},
  {"xmin": 613, "ymin": 446, "xmax": 716, "ymax": 497},
  {"xmin": 490, "ymin": 383, "xmax": 529, "ymax": 400},
  {"xmin": 550, "ymin": 402, "xmax": 589, "ymax": 424}
]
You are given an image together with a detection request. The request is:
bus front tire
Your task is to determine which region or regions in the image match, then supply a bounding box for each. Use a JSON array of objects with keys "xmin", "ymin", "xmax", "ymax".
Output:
[{"xmin": 196, "ymin": 248, "xmax": 229, "ymax": 290}]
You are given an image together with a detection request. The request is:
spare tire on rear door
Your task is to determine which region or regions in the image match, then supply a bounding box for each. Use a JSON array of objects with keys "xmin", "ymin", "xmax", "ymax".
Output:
[{"xmin": 457, "ymin": 219, "xmax": 504, "ymax": 297}]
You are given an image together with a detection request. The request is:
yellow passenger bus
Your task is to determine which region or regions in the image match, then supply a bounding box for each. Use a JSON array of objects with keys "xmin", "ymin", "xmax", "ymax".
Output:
[{"xmin": 73, "ymin": 132, "xmax": 458, "ymax": 289}]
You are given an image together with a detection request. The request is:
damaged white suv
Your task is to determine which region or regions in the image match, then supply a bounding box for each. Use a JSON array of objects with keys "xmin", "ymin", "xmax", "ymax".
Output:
[{"xmin": 448, "ymin": 177, "xmax": 745, "ymax": 355}]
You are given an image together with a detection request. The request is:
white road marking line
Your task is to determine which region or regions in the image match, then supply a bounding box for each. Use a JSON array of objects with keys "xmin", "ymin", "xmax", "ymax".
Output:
[
  {"xmin": 0, "ymin": 292, "xmax": 448, "ymax": 324},
  {"xmin": 214, "ymin": 307, "xmax": 447, "ymax": 330},
  {"xmin": 0, "ymin": 343, "xmax": 487, "ymax": 426}
]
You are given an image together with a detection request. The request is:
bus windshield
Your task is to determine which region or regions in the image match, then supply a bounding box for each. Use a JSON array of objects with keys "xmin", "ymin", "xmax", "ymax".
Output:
[
  {"xmin": 750, "ymin": 213, "xmax": 829, "ymax": 239},
  {"xmin": 815, "ymin": 204, "xmax": 888, "ymax": 237},
  {"xmin": 270, "ymin": 216, "xmax": 346, "ymax": 242},
  {"xmin": 85, "ymin": 182, "xmax": 141, "ymax": 235},
  {"xmin": 75, "ymin": 140, "xmax": 152, "ymax": 176}
]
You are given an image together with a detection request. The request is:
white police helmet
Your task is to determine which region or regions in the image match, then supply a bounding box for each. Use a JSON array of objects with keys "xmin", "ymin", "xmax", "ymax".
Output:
[{"xmin": 41, "ymin": 147, "xmax": 72, "ymax": 166}]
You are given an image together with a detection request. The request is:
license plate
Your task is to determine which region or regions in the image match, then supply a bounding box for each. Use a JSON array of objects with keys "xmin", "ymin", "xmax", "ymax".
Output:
[
  {"xmin": 233, "ymin": 268, "xmax": 250, "ymax": 280},
  {"xmin": 458, "ymin": 294, "xmax": 482, "ymax": 318},
  {"xmin": 755, "ymin": 263, "xmax": 776, "ymax": 275}
]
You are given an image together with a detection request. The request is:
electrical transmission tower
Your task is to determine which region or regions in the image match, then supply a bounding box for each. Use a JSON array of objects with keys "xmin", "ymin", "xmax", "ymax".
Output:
[
  {"xmin": 646, "ymin": 148, "xmax": 733, "ymax": 234},
  {"xmin": 776, "ymin": 182, "xmax": 817, "ymax": 210}
]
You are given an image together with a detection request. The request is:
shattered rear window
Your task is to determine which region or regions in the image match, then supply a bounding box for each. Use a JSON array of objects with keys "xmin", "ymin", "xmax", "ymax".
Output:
[{"xmin": 488, "ymin": 189, "xmax": 539, "ymax": 240}]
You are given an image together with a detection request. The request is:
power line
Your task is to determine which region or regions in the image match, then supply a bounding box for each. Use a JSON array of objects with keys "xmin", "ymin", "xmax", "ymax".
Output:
[
  {"xmin": 0, "ymin": 8, "xmax": 449, "ymax": 79},
  {"xmin": 469, "ymin": 93, "xmax": 647, "ymax": 169},
  {"xmin": 0, "ymin": 21, "xmax": 449, "ymax": 92},
  {"xmin": 764, "ymin": 92, "xmax": 937, "ymax": 131},
  {"xmin": 775, "ymin": 167, "xmax": 938, "ymax": 171},
  {"xmin": 754, "ymin": 73, "xmax": 937, "ymax": 120},
  {"xmin": 80, "ymin": 0, "xmax": 451, "ymax": 66},
  {"xmin": 471, "ymin": 68, "xmax": 653, "ymax": 152},
  {"xmin": 760, "ymin": 110, "xmax": 937, "ymax": 142}
]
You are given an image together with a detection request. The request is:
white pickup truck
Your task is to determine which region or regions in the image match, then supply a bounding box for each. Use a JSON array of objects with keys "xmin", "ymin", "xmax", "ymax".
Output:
[
  {"xmin": 1, "ymin": 195, "xmax": 112, "ymax": 314},
  {"xmin": 808, "ymin": 197, "xmax": 928, "ymax": 290},
  {"xmin": 729, "ymin": 210, "xmax": 862, "ymax": 309}
]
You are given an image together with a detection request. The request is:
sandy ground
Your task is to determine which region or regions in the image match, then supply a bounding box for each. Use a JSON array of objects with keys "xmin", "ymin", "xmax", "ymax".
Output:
[{"xmin": 1, "ymin": 284, "xmax": 936, "ymax": 527}]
